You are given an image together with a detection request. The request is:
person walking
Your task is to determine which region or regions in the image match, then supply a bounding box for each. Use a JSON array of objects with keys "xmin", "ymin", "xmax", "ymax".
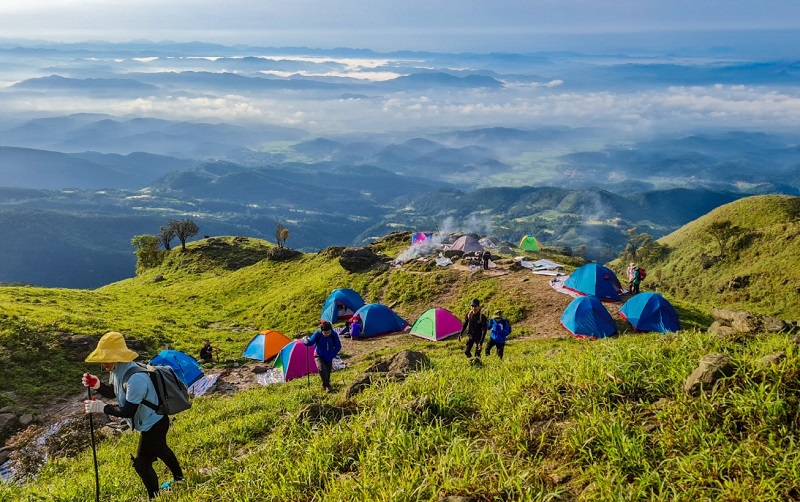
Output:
[
  {"xmin": 459, "ymin": 299, "xmax": 488, "ymax": 358},
  {"xmin": 484, "ymin": 310, "xmax": 511, "ymax": 360},
  {"xmin": 631, "ymin": 265, "xmax": 642, "ymax": 295},
  {"xmin": 82, "ymin": 332, "xmax": 184, "ymax": 499},
  {"xmin": 304, "ymin": 321, "xmax": 342, "ymax": 392},
  {"xmin": 626, "ymin": 262, "xmax": 637, "ymax": 294},
  {"xmin": 481, "ymin": 250, "xmax": 491, "ymax": 270}
]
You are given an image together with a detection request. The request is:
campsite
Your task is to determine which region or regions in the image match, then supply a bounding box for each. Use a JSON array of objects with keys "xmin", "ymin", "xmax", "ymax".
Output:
[{"xmin": 1, "ymin": 195, "xmax": 800, "ymax": 501}]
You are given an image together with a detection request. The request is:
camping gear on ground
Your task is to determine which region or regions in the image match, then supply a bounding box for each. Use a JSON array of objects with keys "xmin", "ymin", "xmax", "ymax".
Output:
[
  {"xmin": 274, "ymin": 340, "xmax": 318, "ymax": 382},
  {"xmin": 620, "ymin": 292, "xmax": 680, "ymax": 333},
  {"xmin": 122, "ymin": 363, "xmax": 193, "ymax": 415},
  {"xmin": 518, "ymin": 235, "xmax": 542, "ymax": 252},
  {"xmin": 563, "ymin": 263, "xmax": 623, "ymax": 302},
  {"xmin": 87, "ymin": 386, "xmax": 100, "ymax": 502},
  {"xmin": 242, "ymin": 330, "xmax": 291, "ymax": 362},
  {"xmin": 351, "ymin": 303, "xmax": 409, "ymax": 338},
  {"xmin": 409, "ymin": 307, "xmax": 463, "ymax": 341},
  {"xmin": 320, "ymin": 288, "xmax": 366, "ymax": 324},
  {"xmin": 448, "ymin": 234, "xmax": 484, "ymax": 253},
  {"xmin": 561, "ymin": 296, "xmax": 619, "ymax": 339},
  {"xmin": 150, "ymin": 349, "xmax": 204, "ymax": 387},
  {"xmin": 411, "ymin": 232, "xmax": 431, "ymax": 244}
]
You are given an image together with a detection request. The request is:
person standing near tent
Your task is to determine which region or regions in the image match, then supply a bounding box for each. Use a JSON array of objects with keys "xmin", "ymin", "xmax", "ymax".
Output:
[
  {"xmin": 631, "ymin": 265, "xmax": 642, "ymax": 295},
  {"xmin": 481, "ymin": 250, "xmax": 491, "ymax": 270},
  {"xmin": 81, "ymin": 332, "xmax": 185, "ymax": 499},
  {"xmin": 459, "ymin": 299, "xmax": 488, "ymax": 358},
  {"xmin": 304, "ymin": 321, "xmax": 341, "ymax": 392},
  {"xmin": 626, "ymin": 262, "xmax": 637, "ymax": 294},
  {"xmin": 485, "ymin": 310, "xmax": 511, "ymax": 360}
]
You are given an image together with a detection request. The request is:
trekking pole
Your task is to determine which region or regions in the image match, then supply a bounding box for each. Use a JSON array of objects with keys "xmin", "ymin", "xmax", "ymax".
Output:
[{"xmin": 87, "ymin": 387, "xmax": 100, "ymax": 502}]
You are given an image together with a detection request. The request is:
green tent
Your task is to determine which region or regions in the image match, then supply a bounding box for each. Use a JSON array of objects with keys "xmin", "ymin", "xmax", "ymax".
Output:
[{"xmin": 518, "ymin": 235, "xmax": 542, "ymax": 252}]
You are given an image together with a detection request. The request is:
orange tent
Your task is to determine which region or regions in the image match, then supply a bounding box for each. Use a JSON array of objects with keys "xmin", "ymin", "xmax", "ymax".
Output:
[{"xmin": 242, "ymin": 330, "xmax": 291, "ymax": 361}]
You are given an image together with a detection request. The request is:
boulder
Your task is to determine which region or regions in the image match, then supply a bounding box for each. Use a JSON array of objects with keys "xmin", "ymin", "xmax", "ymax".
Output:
[
  {"xmin": 757, "ymin": 351, "xmax": 786, "ymax": 367},
  {"xmin": 57, "ymin": 334, "xmax": 99, "ymax": 360},
  {"xmin": 345, "ymin": 374, "xmax": 374, "ymax": 400},
  {"xmin": 387, "ymin": 350, "xmax": 431, "ymax": 377},
  {"xmin": 0, "ymin": 413, "xmax": 20, "ymax": 443},
  {"xmin": 684, "ymin": 353, "xmax": 734, "ymax": 396},
  {"xmin": 339, "ymin": 247, "xmax": 389, "ymax": 272}
]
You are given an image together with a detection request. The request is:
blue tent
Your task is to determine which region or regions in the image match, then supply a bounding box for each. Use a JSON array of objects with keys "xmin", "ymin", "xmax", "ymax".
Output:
[
  {"xmin": 351, "ymin": 303, "xmax": 409, "ymax": 338},
  {"xmin": 563, "ymin": 263, "xmax": 623, "ymax": 302},
  {"xmin": 560, "ymin": 296, "xmax": 618, "ymax": 340},
  {"xmin": 150, "ymin": 349, "xmax": 204, "ymax": 386},
  {"xmin": 320, "ymin": 288, "xmax": 366, "ymax": 324},
  {"xmin": 620, "ymin": 293, "xmax": 681, "ymax": 333}
]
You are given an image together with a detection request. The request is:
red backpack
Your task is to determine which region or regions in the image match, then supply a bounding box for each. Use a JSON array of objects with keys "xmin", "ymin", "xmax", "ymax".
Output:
[{"xmin": 638, "ymin": 267, "xmax": 647, "ymax": 280}]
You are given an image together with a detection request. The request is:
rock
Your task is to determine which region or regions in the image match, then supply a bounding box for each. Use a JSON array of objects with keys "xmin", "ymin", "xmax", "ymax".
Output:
[
  {"xmin": 251, "ymin": 365, "xmax": 269, "ymax": 374},
  {"xmin": 364, "ymin": 360, "xmax": 391, "ymax": 374},
  {"xmin": 153, "ymin": 275, "xmax": 165, "ymax": 282},
  {"xmin": 757, "ymin": 351, "xmax": 786, "ymax": 366},
  {"xmin": 684, "ymin": 353, "xmax": 734, "ymax": 396},
  {"xmin": 710, "ymin": 308, "xmax": 797, "ymax": 339},
  {"xmin": 0, "ymin": 446, "xmax": 11, "ymax": 464},
  {"xmin": 339, "ymin": 247, "xmax": 390, "ymax": 272},
  {"xmin": 345, "ymin": 374, "xmax": 374, "ymax": 399},
  {"xmin": 125, "ymin": 339, "xmax": 147, "ymax": 351},
  {"xmin": 18, "ymin": 414, "xmax": 34, "ymax": 427},
  {"xmin": 265, "ymin": 247, "xmax": 302, "ymax": 262},
  {"xmin": 387, "ymin": 350, "xmax": 431, "ymax": 377},
  {"xmin": 0, "ymin": 413, "xmax": 20, "ymax": 443},
  {"xmin": 405, "ymin": 396, "xmax": 431, "ymax": 415},
  {"xmin": 57, "ymin": 334, "xmax": 99, "ymax": 360}
]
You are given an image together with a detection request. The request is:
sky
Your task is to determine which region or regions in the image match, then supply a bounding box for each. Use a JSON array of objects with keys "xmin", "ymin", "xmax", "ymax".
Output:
[{"xmin": 2, "ymin": 0, "xmax": 800, "ymax": 54}]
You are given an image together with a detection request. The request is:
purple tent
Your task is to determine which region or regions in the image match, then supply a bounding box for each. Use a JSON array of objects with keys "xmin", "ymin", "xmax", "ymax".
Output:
[{"xmin": 273, "ymin": 340, "xmax": 318, "ymax": 382}]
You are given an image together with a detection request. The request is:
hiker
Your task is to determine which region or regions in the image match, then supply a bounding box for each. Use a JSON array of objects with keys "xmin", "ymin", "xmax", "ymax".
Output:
[
  {"xmin": 485, "ymin": 310, "xmax": 511, "ymax": 359},
  {"xmin": 481, "ymin": 250, "xmax": 491, "ymax": 270},
  {"xmin": 459, "ymin": 299, "xmax": 488, "ymax": 358},
  {"xmin": 626, "ymin": 262, "xmax": 637, "ymax": 293},
  {"xmin": 81, "ymin": 332, "xmax": 184, "ymax": 499},
  {"xmin": 631, "ymin": 266, "xmax": 642, "ymax": 295},
  {"xmin": 304, "ymin": 321, "xmax": 341, "ymax": 393},
  {"xmin": 199, "ymin": 339, "xmax": 218, "ymax": 362}
]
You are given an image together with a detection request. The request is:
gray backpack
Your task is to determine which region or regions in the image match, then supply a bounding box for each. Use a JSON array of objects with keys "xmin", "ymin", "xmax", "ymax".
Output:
[{"xmin": 122, "ymin": 363, "xmax": 192, "ymax": 416}]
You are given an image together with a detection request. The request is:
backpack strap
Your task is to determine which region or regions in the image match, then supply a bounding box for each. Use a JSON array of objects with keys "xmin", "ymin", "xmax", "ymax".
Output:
[{"xmin": 121, "ymin": 363, "xmax": 160, "ymax": 412}]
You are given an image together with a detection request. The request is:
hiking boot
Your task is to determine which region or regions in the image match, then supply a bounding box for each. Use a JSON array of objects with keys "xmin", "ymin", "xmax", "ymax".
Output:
[{"xmin": 324, "ymin": 385, "xmax": 334, "ymax": 393}]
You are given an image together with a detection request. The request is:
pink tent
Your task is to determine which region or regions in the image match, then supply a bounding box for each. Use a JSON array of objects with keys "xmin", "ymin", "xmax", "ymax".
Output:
[
  {"xmin": 409, "ymin": 308, "xmax": 463, "ymax": 341},
  {"xmin": 274, "ymin": 340, "xmax": 318, "ymax": 382}
]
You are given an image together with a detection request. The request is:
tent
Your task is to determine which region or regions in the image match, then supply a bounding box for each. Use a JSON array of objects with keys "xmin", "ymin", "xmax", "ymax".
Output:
[
  {"xmin": 448, "ymin": 235, "xmax": 483, "ymax": 253},
  {"xmin": 150, "ymin": 349, "xmax": 204, "ymax": 386},
  {"xmin": 518, "ymin": 235, "xmax": 542, "ymax": 252},
  {"xmin": 409, "ymin": 308, "xmax": 463, "ymax": 341},
  {"xmin": 563, "ymin": 263, "xmax": 623, "ymax": 302},
  {"xmin": 561, "ymin": 296, "xmax": 618, "ymax": 340},
  {"xmin": 320, "ymin": 288, "xmax": 366, "ymax": 324},
  {"xmin": 274, "ymin": 340, "xmax": 318, "ymax": 382},
  {"xmin": 351, "ymin": 303, "xmax": 409, "ymax": 338},
  {"xmin": 242, "ymin": 329, "xmax": 291, "ymax": 362},
  {"xmin": 411, "ymin": 232, "xmax": 431, "ymax": 245},
  {"xmin": 620, "ymin": 293, "xmax": 681, "ymax": 333}
]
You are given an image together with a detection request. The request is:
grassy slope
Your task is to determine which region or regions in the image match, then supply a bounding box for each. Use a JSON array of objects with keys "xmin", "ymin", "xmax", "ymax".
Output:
[
  {"xmin": 2, "ymin": 199, "xmax": 800, "ymax": 500},
  {"xmin": 610, "ymin": 195, "xmax": 800, "ymax": 319}
]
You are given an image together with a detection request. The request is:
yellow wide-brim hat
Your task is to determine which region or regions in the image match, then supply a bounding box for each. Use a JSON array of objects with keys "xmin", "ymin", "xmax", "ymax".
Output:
[{"xmin": 85, "ymin": 331, "xmax": 139, "ymax": 363}]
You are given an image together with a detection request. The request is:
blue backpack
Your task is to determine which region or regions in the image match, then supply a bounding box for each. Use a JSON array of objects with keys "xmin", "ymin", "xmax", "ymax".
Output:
[{"xmin": 489, "ymin": 318, "xmax": 511, "ymax": 342}]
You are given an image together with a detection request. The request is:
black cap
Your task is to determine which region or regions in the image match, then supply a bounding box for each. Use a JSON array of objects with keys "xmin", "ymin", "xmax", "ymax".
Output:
[
  {"xmin": 320, "ymin": 321, "xmax": 333, "ymax": 331},
  {"xmin": 470, "ymin": 298, "xmax": 480, "ymax": 307}
]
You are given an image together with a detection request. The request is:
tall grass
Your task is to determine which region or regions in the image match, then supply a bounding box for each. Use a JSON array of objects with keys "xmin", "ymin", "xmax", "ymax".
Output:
[{"xmin": 4, "ymin": 329, "xmax": 800, "ymax": 501}]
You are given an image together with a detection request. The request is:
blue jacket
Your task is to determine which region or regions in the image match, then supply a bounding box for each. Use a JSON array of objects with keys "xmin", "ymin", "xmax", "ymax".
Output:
[
  {"xmin": 488, "ymin": 318, "xmax": 511, "ymax": 343},
  {"xmin": 305, "ymin": 329, "xmax": 342, "ymax": 362}
]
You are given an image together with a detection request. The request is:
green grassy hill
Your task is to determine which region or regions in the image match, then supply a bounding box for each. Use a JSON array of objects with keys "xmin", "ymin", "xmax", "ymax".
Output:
[
  {"xmin": 610, "ymin": 194, "xmax": 800, "ymax": 319},
  {"xmin": 2, "ymin": 197, "xmax": 800, "ymax": 500}
]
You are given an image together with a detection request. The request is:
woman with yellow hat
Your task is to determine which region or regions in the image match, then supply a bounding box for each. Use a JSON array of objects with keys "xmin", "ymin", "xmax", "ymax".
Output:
[{"xmin": 82, "ymin": 332, "xmax": 184, "ymax": 499}]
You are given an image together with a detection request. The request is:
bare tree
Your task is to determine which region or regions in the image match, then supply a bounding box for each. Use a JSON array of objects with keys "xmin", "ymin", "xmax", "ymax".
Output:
[
  {"xmin": 168, "ymin": 218, "xmax": 199, "ymax": 251},
  {"xmin": 159, "ymin": 225, "xmax": 175, "ymax": 251}
]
